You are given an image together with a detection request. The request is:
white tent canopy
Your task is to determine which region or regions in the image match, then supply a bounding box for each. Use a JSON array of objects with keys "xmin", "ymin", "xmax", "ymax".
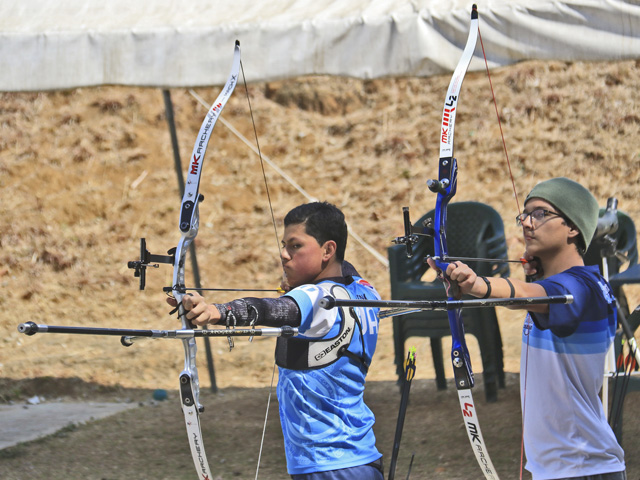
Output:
[{"xmin": 2, "ymin": 0, "xmax": 640, "ymax": 91}]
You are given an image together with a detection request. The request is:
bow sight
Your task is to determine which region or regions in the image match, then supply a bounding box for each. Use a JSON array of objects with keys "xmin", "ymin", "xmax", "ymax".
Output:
[
  {"xmin": 127, "ymin": 238, "xmax": 176, "ymax": 290},
  {"xmin": 391, "ymin": 206, "xmax": 435, "ymax": 258}
]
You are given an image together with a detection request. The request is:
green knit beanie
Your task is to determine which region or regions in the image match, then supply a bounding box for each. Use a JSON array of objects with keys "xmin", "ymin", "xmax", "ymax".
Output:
[{"xmin": 525, "ymin": 177, "xmax": 599, "ymax": 251}]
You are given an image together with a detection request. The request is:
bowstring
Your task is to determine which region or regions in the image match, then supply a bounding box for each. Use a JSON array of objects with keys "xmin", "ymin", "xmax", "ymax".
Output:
[
  {"xmin": 254, "ymin": 362, "xmax": 277, "ymax": 480},
  {"xmin": 478, "ymin": 28, "xmax": 521, "ymax": 216},
  {"xmin": 240, "ymin": 60, "xmax": 283, "ymax": 480},
  {"xmin": 240, "ymin": 62, "xmax": 283, "ymax": 261},
  {"xmin": 478, "ymin": 25, "xmax": 528, "ymax": 479}
]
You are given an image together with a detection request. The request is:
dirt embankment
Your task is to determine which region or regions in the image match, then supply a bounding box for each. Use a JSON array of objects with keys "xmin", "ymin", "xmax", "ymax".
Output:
[{"xmin": 1, "ymin": 59, "xmax": 639, "ymax": 391}]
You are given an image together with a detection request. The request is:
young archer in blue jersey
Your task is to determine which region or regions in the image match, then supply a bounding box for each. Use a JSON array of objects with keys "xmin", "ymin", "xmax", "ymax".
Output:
[
  {"xmin": 168, "ymin": 201, "xmax": 384, "ymax": 480},
  {"xmin": 429, "ymin": 178, "xmax": 626, "ymax": 480}
]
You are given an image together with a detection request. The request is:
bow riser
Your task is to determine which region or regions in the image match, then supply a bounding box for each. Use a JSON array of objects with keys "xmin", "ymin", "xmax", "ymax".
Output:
[{"xmin": 431, "ymin": 160, "xmax": 474, "ymax": 389}]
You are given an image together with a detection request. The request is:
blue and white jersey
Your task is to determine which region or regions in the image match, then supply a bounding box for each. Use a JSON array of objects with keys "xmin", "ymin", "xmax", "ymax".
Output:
[
  {"xmin": 521, "ymin": 265, "xmax": 625, "ymax": 479},
  {"xmin": 278, "ymin": 276, "xmax": 382, "ymax": 475}
]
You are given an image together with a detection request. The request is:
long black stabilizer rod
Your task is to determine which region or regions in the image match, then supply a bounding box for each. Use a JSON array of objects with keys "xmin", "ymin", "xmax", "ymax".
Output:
[
  {"xmin": 18, "ymin": 322, "xmax": 297, "ymax": 346},
  {"xmin": 319, "ymin": 295, "xmax": 574, "ymax": 311}
]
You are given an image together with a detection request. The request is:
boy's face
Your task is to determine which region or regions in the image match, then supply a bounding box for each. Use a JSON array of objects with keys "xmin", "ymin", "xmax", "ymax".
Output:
[
  {"xmin": 280, "ymin": 223, "xmax": 329, "ymax": 288},
  {"xmin": 521, "ymin": 198, "xmax": 577, "ymax": 257}
]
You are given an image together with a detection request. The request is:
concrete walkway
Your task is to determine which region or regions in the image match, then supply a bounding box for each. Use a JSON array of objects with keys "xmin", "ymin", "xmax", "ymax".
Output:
[{"xmin": 0, "ymin": 401, "xmax": 138, "ymax": 450}]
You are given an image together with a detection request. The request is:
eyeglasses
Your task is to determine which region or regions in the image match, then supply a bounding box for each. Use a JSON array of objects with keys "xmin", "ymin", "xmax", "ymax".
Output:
[{"xmin": 515, "ymin": 208, "xmax": 563, "ymax": 226}]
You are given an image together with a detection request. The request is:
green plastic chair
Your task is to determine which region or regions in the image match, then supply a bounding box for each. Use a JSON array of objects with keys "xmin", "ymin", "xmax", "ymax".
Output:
[{"xmin": 388, "ymin": 201, "xmax": 509, "ymax": 402}]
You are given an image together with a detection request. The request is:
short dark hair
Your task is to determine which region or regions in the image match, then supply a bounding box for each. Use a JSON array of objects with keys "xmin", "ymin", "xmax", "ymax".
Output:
[{"xmin": 284, "ymin": 202, "xmax": 347, "ymax": 262}]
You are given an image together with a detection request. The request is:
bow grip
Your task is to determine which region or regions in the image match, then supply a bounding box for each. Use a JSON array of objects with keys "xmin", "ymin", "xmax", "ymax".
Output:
[
  {"xmin": 176, "ymin": 301, "xmax": 197, "ymax": 329},
  {"xmin": 436, "ymin": 261, "xmax": 462, "ymax": 300}
]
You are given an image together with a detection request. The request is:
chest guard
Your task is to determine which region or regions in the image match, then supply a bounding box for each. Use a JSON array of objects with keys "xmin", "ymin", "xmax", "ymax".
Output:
[{"xmin": 275, "ymin": 283, "xmax": 367, "ymax": 371}]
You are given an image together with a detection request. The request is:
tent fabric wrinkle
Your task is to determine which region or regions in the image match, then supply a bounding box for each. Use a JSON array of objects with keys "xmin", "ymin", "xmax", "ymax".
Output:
[{"xmin": 1, "ymin": 0, "xmax": 639, "ymax": 91}]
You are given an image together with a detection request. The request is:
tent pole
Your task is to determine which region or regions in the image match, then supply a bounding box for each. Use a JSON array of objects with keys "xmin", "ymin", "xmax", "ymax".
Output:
[{"xmin": 162, "ymin": 89, "xmax": 218, "ymax": 394}]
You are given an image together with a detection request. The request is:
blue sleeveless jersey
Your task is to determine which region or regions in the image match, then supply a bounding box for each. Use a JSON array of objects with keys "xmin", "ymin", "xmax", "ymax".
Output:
[{"xmin": 278, "ymin": 277, "xmax": 382, "ymax": 475}]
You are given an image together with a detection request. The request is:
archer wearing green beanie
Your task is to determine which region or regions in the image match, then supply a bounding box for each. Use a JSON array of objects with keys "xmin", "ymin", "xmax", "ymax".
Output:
[
  {"xmin": 428, "ymin": 177, "xmax": 625, "ymax": 477},
  {"xmin": 525, "ymin": 177, "xmax": 599, "ymax": 254}
]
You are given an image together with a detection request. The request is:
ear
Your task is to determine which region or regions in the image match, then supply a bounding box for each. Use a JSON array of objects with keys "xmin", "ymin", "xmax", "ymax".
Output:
[
  {"xmin": 322, "ymin": 240, "xmax": 337, "ymax": 261},
  {"xmin": 566, "ymin": 223, "xmax": 580, "ymax": 240}
]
